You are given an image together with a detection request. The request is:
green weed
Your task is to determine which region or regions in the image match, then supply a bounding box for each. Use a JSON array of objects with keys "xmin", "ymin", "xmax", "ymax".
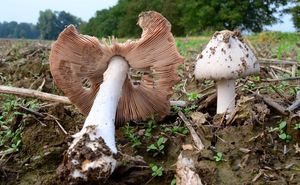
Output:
[
  {"xmin": 294, "ymin": 123, "xmax": 300, "ymax": 130},
  {"xmin": 269, "ymin": 120, "xmax": 292, "ymax": 143},
  {"xmin": 147, "ymin": 137, "xmax": 167, "ymax": 157},
  {"xmin": 186, "ymin": 92, "xmax": 201, "ymax": 101},
  {"xmin": 0, "ymin": 95, "xmax": 29, "ymax": 155},
  {"xmin": 122, "ymin": 123, "xmax": 141, "ymax": 148},
  {"xmin": 149, "ymin": 163, "xmax": 163, "ymax": 177},
  {"xmin": 183, "ymin": 104, "xmax": 198, "ymax": 115},
  {"xmin": 144, "ymin": 116, "xmax": 157, "ymax": 138},
  {"xmin": 170, "ymin": 178, "xmax": 176, "ymax": 185},
  {"xmin": 163, "ymin": 125, "xmax": 188, "ymax": 136},
  {"xmin": 214, "ymin": 152, "xmax": 223, "ymax": 162}
]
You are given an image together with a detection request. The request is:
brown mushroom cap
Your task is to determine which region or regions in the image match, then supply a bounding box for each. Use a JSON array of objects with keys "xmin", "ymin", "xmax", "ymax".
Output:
[{"xmin": 50, "ymin": 11, "xmax": 183, "ymax": 125}]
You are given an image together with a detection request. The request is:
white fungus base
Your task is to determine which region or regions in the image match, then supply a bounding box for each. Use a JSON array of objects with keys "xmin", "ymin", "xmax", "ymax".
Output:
[
  {"xmin": 216, "ymin": 79, "xmax": 235, "ymax": 114},
  {"xmin": 66, "ymin": 56, "xmax": 129, "ymax": 181}
]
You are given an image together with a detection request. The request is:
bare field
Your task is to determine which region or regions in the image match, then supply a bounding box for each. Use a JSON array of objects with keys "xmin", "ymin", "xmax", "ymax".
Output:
[{"xmin": 0, "ymin": 32, "xmax": 300, "ymax": 185}]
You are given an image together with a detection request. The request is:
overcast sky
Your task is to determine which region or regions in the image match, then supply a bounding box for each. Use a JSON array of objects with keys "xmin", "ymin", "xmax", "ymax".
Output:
[
  {"xmin": 0, "ymin": 0, "xmax": 118, "ymax": 23},
  {"xmin": 0, "ymin": 0, "xmax": 296, "ymax": 32}
]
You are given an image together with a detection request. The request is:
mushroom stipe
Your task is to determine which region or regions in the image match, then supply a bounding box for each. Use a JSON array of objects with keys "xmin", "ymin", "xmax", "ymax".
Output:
[
  {"xmin": 49, "ymin": 11, "xmax": 183, "ymax": 184},
  {"xmin": 194, "ymin": 30, "xmax": 259, "ymax": 115}
]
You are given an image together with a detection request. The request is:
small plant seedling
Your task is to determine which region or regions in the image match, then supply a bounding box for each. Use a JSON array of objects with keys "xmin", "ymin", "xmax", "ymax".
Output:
[
  {"xmin": 11, "ymin": 139, "xmax": 21, "ymax": 151},
  {"xmin": 279, "ymin": 120, "xmax": 287, "ymax": 130},
  {"xmin": 173, "ymin": 82, "xmax": 184, "ymax": 92},
  {"xmin": 214, "ymin": 152, "xmax": 223, "ymax": 162},
  {"xmin": 187, "ymin": 92, "xmax": 201, "ymax": 101},
  {"xmin": 241, "ymin": 81, "xmax": 256, "ymax": 91},
  {"xmin": 149, "ymin": 163, "xmax": 163, "ymax": 177},
  {"xmin": 0, "ymin": 95, "xmax": 25, "ymax": 153},
  {"xmin": 122, "ymin": 123, "xmax": 141, "ymax": 148},
  {"xmin": 170, "ymin": 177, "xmax": 176, "ymax": 185},
  {"xmin": 144, "ymin": 116, "xmax": 157, "ymax": 138},
  {"xmin": 163, "ymin": 125, "xmax": 188, "ymax": 136},
  {"xmin": 268, "ymin": 121, "xmax": 292, "ymax": 143},
  {"xmin": 147, "ymin": 137, "xmax": 167, "ymax": 157},
  {"xmin": 183, "ymin": 104, "xmax": 198, "ymax": 115},
  {"xmin": 294, "ymin": 123, "xmax": 300, "ymax": 130},
  {"xmin": 171, "ymin": 105, "xmax": 181, "ymax": 113},
  {"xmin": 279, "ymin": 133, "xmax": 292, "ymax": 142},
  {"xmin": 278, "ymin": 121, "xmax": 292, "ymax": 143}
]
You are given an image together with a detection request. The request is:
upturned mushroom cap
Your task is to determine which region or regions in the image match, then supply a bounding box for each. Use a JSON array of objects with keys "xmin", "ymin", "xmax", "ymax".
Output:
[
  {"xmin": 194, "ymin": 30, "xmax": 259, "ymax": 80},
  {"xmin": 50, "ymin": 11, "xmax": 183, "ymax": 125}
]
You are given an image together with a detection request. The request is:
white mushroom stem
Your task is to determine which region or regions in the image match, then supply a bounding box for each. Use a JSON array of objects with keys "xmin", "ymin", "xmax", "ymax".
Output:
[
  {"xmin": 216, "ymin": 79, "xmax": 235, "ymax": 114},
  {"xmin": 82, "ymin": 56, "xmax": 128, "ymax": 153},
  {"xmin": 66, "ymin": 56, "xmax": 129, "ymax": 181}
]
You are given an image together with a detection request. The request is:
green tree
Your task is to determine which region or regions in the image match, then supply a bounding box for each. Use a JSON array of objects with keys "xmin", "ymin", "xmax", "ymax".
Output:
[
  {"xmin": 0, "ymin": 21, "xmax": 39, "ymax": 39},
  {"xmin": 37, "ymin": 10, "xmax": 82, "ymax": 40},
  {"xmin": 82, "ymin": 0, "xmax": 289, "ymax": 37},
  {"xmin": 290, "ymin": 1, "xmax": 300, "ymax": 31},
  {"xmin": 57, "ymin": 11, "xmax": 82, "ymax": 29},
  {"xmin": 37, "ymin": 10, "xmax": 59, "ymax": 40},
  {"xmin": 178, "ymin": 0, "xmax": 289, "ymax": 34}
]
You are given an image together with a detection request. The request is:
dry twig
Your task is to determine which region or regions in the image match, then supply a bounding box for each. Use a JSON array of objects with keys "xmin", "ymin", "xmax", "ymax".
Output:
[
  {"xmin": 178, "ymin": 111, "xmax": 204, "ymax": 150},
  {"xmin": 0, "ymin": 85, "xmax": 70, "ymax": 104},
  {"xmin": 287, "ymin": 91, "xmax": 300, "ymax": 112},
  {"xmin": 254, "ymin": 93, "xmax": 288, "ymax": 116},
  {"xmin": 0, "ymin": 85, "xmax": 186, "ymax": 107}
]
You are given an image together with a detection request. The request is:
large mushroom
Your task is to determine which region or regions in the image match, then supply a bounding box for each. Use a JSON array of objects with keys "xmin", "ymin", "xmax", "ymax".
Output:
[
  {"xmin": 50, "ymin": 11, "xmax": 183, "ymax": 183},
  {"xmin": 194, "ymin": 30, "xmax": 259, "ymax": 114}
]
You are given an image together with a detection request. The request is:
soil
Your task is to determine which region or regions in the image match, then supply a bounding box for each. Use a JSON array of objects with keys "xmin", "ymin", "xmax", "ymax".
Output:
[{"xmin": 0, "ymin": 39, "xmax": 300, "ymax": 185}]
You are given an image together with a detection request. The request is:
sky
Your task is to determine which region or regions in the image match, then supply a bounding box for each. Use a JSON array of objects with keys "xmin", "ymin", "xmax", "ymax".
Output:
[
  {"xmin": 0, "ymin": 0, "xmax": 296, "ymax": 32},
  {"xmin": 0, "ymin": 0, "xmax": 118, "ymax": 23}
]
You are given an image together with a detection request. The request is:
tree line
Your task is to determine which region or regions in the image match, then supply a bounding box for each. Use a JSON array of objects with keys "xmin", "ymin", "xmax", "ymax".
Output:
[
  {"xmin": 0, "ymin": 1, "xmax": 299, "ymax": 40},
  {"xmin": 0, "ymin": 22, "xmax": 39, "ymax": 39},
  {"xmin": 81, "ymin": 0, "xmax": 299, "ymax": 37},
  {"xmin": 290, "ymin": 0, "xmax": 300, "ymax": 31},
  {"xmin": 0, "ymin": 10, "xmax": 82, "ymax": 40}
]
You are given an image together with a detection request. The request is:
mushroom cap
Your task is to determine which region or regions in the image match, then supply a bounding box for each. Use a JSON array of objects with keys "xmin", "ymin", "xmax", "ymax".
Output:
[
  {"xmin": 49, "ymin": 11, "xmax": 184, "ymax": 125},
  {"xmin": 194, "ymin": 30, "xmax": 259, "ymax": 80}
]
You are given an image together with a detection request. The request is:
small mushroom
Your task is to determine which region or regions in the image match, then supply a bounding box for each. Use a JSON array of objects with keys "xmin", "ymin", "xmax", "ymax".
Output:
[
  {"xmin": 50, "ymin": 11, "xmax": 183, "ymax": 183},
  {"xmin": 194, "ymin": 30, "xmax": 259, "ymax": 114}
]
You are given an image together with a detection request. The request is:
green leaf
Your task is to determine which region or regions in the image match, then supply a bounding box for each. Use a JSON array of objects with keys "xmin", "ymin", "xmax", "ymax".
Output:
[
  {"xmin": 151, "ymin": 165, "xmax": 158, "ymax": 171},
  {"xmin": 214, "ymin": 152, "xmax": 223, "ymax": 162},
  {"xmin": 159, "ymin": 145, "xmax": 165, "ymax": 151},
  {"xmin": 279, "ymin": 133, "xmax": 287, "ymax": 140},
  {"xmin": 157, "ymin": 137, "xmax": 166, "ymax": 146},
  {"xmin": 156, "ymin": 167, "xmax": 163, "ymax": 176},
  {"xmin": 171, "ymin": 178, "xmax": 176, "ymax": 185},
  {"xmin": 13, "ymin": 111, "xmax": 23, "ymax": 116},
  {"xmin": 279, "ymin": 121, "xmax": 287, "ymax": 130},
  {"xmin": 294, "ymin": 123, "xmax": 300, "ymax": 130},
  {"xmin": 286, "ymin": 134, "xmax": 292, "ymax": 141},
  {"xmin": 147, "ymin": 144, "xmax": 158, "ymax": 151}
]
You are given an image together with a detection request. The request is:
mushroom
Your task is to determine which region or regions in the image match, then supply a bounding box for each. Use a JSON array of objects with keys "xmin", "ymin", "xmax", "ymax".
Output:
[
  {"xmin": 50, "ymin": 11, "xmax": 183, "ymax": 183},
  {"xmin": 194, "ymin": 30, "xmax": 259, "ymax": 114}
]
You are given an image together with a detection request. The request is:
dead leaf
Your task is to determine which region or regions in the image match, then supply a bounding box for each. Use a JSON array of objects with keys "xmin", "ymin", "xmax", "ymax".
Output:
[
  {"xmin": 294, "ymin": 143, "xmax": 300, "ymax": 154},
  {"xmin": 254, "ymin": 103, "xmax": 270, "ymax": 122},
  {"xmin": 190, "ymin": 112, "xmax": 208, "ymax": 125},
  {"xmin": 182, "ymin": 144, "xmax": 194, "ymax": 151}
]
